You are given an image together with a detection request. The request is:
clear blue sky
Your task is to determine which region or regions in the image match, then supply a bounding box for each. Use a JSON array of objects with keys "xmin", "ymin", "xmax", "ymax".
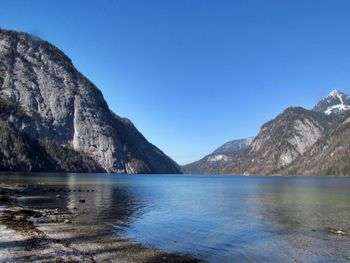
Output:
[{"xmin": 1, "ymin": 0, "xmax": 350, "ymax": 164}]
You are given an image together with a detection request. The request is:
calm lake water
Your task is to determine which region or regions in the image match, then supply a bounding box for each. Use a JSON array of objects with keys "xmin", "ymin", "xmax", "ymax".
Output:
[{"xmin": 1, "ymin": 173, "xmax": 349, "ymax": 262}]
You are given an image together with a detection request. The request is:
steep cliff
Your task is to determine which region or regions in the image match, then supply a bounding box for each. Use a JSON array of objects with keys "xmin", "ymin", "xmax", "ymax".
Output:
[{"xmin": 0, "ymin": 29, "xmax": 181, "ymax": 174}]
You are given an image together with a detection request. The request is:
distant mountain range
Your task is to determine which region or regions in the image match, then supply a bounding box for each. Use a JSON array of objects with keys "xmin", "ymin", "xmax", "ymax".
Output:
[
  {"xmin": 0, "ymin": 29, "xmax": 181, "ymax": 174},
  {"xmin": 182, "ymin": 90, "xmax": 350, "ymax": 176},
  {"xmin": 211, "ymin": 137, "xmax": 254, "ymax": 155},
  {"xmin": 182, "ymin": 137, "xmax": 253, "ymax": 174}
]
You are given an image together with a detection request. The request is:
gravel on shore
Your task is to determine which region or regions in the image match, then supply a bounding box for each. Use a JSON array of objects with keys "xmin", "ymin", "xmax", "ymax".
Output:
[{"xmin": 0, "ymin": 186, "xmax": 202, "ymax": 263}]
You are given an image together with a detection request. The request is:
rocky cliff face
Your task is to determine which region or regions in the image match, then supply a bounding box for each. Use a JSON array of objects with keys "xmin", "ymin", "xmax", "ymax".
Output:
[
  {"xmin": 0, "ymin": 29, "xmax": 181, "ymax": 174},
  {"xmin": 222, "ymin": 107, "xmax": 337, "ymax": 175},
  {"xmin": 282, "ymin": 112, "xmax": 350, "ymax": 176}
]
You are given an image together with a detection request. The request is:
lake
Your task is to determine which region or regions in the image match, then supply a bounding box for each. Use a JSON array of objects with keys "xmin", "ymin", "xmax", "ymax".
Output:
[{"xmin": 0, "ymin": 173, "xmax": 349, "ymax": 262}]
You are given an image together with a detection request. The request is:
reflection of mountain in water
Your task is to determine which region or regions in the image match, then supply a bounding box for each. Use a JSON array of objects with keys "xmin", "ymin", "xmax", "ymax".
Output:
[
  {"xmin": 65, "ymin": 174, "xmax": 142, "ymax": 227},
  {"xmin": 255, "ymin": 178, "xmax": 350, "ymax": 261},
  {"xmin": 7, "ymin": 173, "xmax": 143, "ymax": 231}
]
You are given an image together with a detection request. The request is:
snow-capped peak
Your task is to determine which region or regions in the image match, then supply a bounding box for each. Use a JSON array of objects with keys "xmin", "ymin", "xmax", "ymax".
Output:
[
  {"xmin": 329, "ymin": 89, "xmax": 341, "ymax": 97},
  {"xmin": 313, "ymin": 89, "xmax": 350, "ymax": 115}
]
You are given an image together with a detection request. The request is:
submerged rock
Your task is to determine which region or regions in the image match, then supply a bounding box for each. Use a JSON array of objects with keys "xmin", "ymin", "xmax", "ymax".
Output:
[
  {"xmin": 328, "ymin": 227, "xmax": 347, "ymax": 236},
  {"xmin": 0, "ymin": 195, "xmax": 11, "ymax": 203}
]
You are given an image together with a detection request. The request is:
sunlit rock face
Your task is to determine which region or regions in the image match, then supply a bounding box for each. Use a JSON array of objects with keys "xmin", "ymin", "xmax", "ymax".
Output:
[
  {"xmin": 0, "ymin": 29, "xmax": 181, "ymax": 174},
  {"xmin": 243, "ymin": 107, "xmax": 334, "ymax": 172},
  {"xmin": 282, "ymin": 113, "xmax": 350, "ymax": 176}
]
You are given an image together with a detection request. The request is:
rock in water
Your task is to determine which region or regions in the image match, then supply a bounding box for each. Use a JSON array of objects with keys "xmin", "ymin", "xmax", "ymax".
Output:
[{"xmin": 0, "ymin": 29, "xmax": 181, "ymax": 174}]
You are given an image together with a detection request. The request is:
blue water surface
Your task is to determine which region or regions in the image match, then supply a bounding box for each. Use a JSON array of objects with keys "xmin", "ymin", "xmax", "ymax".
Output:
[{"xmin": 1, "ymin": 173, "xmax": 349, "ymax": 262}]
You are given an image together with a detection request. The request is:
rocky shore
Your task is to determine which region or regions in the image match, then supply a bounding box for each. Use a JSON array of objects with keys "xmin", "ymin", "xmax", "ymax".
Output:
[{"xmin": 0, "ymin": 185, "xmax": 201, "ymax": 263}]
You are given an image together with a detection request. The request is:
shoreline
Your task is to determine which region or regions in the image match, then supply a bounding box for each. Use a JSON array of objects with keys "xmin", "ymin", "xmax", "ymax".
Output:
[
  {"xmin": 0, "ymin": 185, "xmax": 202, "ymax": 263},
  {"xmin": 1, "ymin": 171, "xmax": 349, "ymax": 177}
]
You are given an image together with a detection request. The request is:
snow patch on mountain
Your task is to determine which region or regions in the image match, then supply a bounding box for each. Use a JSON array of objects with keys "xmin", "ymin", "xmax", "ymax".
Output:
[
  {"xmin": 206, "ymin": 154, "xmax": 230, "ymax": 162},
  {"xmin": 212, "ymin": 137, "xmax": 254, "ymax": 155},
  {"xmin": 325, "ymin": 104, "xmax": 350, "ymax": 115}
]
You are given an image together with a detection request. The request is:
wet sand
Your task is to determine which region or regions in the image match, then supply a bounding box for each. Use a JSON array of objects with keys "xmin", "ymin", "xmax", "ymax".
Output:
[{"xmin": 0, "ymin": 185, "xmax": 202, "ymax": 263}]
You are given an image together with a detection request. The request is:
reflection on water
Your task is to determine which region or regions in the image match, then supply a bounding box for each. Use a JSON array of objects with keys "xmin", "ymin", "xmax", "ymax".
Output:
[
  {"xmin": 0, "ymin": 173, "xmax": 142, "ymax": 231},
  {"xmin": 0, "ymin": 173, "xmax": 349, "ymax": 262},
  {"xmin": 255, "ymin": 177, "xmax": 350, "ymax": 261}
]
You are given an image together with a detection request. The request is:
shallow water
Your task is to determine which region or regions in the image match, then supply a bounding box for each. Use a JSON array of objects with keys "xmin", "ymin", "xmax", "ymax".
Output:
[{"xmin": 1, "ymin": 173, "xmax": 349, "ymax": 262}]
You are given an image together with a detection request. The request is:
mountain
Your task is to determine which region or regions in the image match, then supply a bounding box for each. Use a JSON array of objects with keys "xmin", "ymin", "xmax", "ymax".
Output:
[
  {"xmin": 0, "ymin": 29, "xmax": 181, "ymax": 174},
  {"xmin": 211, "ymin": 137, "xmax": 254, "ymax": 155},
  {"xmin": 182, "ymin": 137, "xmax": 253, "ymax": 174},
  {"xmin": 313, "ymin": 89, "xmax": 350, "ymax": 115},
  {"xmin": 281, "ymin": 113, "xmax": 350, "ymax": 176},
  {"xmin": 222, "ymin": 107, "xmax": 338, "ymax": 175},
  {"xmin": 182, "ymin": 90, "xmax": 350, "ymax": 175}
]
